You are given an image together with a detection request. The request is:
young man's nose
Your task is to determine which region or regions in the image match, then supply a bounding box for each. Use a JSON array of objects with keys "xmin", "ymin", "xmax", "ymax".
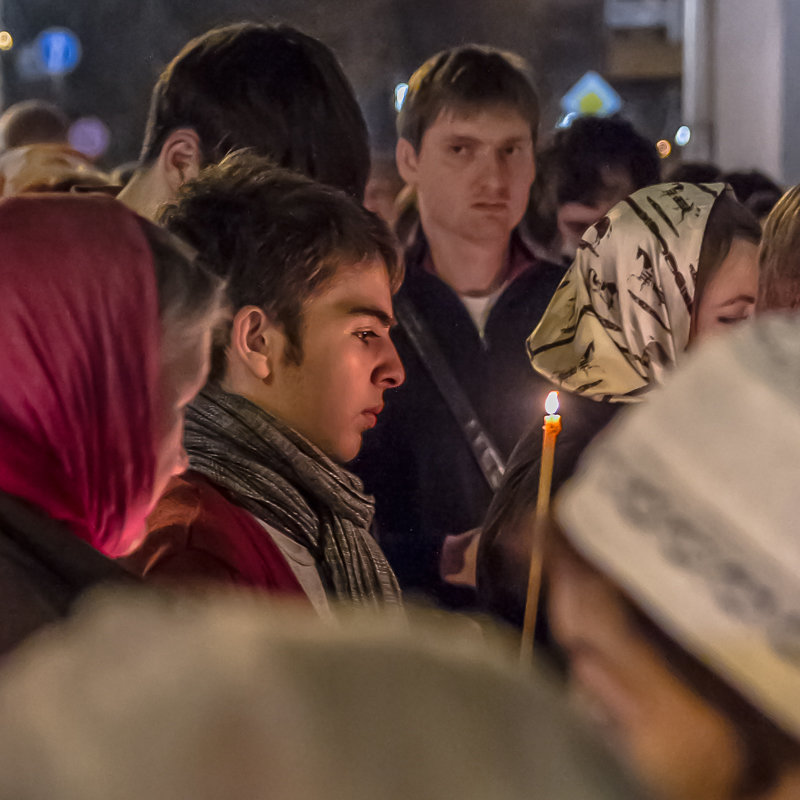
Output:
[{"xmin": 377, "ymin": 341, "xmax": 405, "ymax": 388}]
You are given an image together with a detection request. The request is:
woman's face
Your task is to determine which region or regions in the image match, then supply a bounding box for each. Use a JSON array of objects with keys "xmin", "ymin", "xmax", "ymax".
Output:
[
  {"xmin": 693, "ymin": 238, "xmax": 759, "ymax": 341},
  {"xmin": 152, "ymin": 327, "xmax": 212, "ymax": 506},
  {"xmin": 548, "ymin": 542, "xmax": 745, "ymax": 800}
]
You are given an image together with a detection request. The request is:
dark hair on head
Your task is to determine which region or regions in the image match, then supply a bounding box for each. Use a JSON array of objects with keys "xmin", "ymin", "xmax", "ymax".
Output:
[
  {"xmin": 139, "ymin": 22, "xmax": 370, "ymax": 199},
  {"xmin": 397, "ymin": 45, "xmax": 539, "ymax": 152},
  {"xmin": 0, "ymin": 100, "xmax": 69, "ymax": 150},
  {"xmin": 549, "ymin": 116, "xmax": 660, "ymax": 207},
  {"xmin": 666, "ymin": 161, "xmax": 723, "ymax": 185},
  {"xmin": 695, "ymin": 189, "xmax": 761, "ymax": 309},
  {"xmin": 135, "ymin": 217, "xmax": 227, "ymax": 355},
  {"xmin": 160, "ymin": 151, "xmax": 402, "ymax": 382},
  {"xmin": 722, "ymin": 170, "xmax": 783, "ymax": 205},
  {"xmin": 758, "ymin": 184, "xmax": 800, "ymax": 311}
]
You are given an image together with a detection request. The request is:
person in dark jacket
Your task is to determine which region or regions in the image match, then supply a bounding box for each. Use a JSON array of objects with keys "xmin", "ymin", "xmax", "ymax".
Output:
[
  {"xmin": 478, "ymin": 182, "xmax": 762, "ymax": 627},
  {"xmin": 0, "ymin": 194, "xmax": 223, "ymax": 655},
  {"xmin": 352, "ymin": 45, "xmax": 563, "ymax": 607}
]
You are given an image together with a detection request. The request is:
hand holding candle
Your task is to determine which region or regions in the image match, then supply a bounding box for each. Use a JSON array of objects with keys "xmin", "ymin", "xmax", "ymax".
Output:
[{"xmin": 520, "ymin": 390, "xmax": 562, "ymax": 664}]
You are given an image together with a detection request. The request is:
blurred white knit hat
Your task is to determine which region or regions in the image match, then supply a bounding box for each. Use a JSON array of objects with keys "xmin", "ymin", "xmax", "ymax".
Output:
[{"xmin": 558, "ymin": 312, "xmax": 800, "ymax": 741}]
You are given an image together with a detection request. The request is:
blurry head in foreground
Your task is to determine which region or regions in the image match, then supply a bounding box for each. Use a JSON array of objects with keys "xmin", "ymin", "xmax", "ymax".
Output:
[
  {"xmin": 550, "ymin": 313, "xmax": 800, "ymax": 800},
  {"xmin": 120, "ymin": 22, "xmax": 369, "ymax": 220},
  {"xmin": 528, "ymin": 182, "xmax": 762, "ymax": 403},
  {"xmin": 757, "ymin": 183, "xmax": 800, "ymax": 312},
  {"xmin": 0, "ymin": 99, "xmax": 69, "ymax": 151},
  {"xmin": 0, "ymin": 592, "xmax": 646, "ymax": 800},
  {"xmin": 0, "ymin": 195, "xmax": 223, "ymax": 557}
]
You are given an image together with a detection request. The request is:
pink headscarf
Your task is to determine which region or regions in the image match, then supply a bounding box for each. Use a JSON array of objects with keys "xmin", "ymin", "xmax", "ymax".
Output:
[{"xmin": 0, "ymin": 194, "xmax": 161, "ymax": 556}]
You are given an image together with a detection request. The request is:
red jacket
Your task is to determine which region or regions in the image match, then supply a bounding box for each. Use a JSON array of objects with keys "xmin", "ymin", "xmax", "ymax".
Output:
[{"xmin": 123, "ymin": 471, "xmax": 307, "ymax": 600}]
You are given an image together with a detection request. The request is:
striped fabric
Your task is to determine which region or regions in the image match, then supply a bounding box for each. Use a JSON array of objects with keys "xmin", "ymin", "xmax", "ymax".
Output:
[{"xmin": 527, "ymin": 182, "xmax": 726, "ymax": 403}]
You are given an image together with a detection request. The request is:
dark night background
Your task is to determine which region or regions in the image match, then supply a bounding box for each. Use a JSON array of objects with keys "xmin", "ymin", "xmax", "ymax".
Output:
[{"xmin": 0, "ymin": 0, "xmax": 679, "ymax": 168}]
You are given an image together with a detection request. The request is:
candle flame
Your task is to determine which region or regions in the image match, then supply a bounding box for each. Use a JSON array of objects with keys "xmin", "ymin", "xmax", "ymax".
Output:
[{"xmin": 545, "ymin": 391, "xmax": 560, "ymax": 415}]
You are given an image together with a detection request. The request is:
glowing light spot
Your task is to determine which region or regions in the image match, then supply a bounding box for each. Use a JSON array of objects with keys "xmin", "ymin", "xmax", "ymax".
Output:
[
  {"xmin": 656, "ymin": 139, "xmax": 672, "ymax": 158},
  {"xmin": 394, "ymin": 83, "xmax": 408, "ymax": 112},
  {"xmin": 545, "ymin": 391, "xmax": 560, "ymax": 415},
  {"xmin": 675, "ymin": 125, "xmax": 691, "ymax": 147},
  {"xmin": 556, "ymin": 112, "xmax": 578, "ymax": 129},
  {"xmin": 0, "ymin": 31, "xmax": 14, "ymax": 51}
]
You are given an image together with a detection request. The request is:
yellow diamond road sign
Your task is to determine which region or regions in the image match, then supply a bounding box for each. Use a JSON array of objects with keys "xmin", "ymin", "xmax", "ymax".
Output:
[{"xmin": 561, "ymin": 72, "xmax": 622, "ymax": 117}]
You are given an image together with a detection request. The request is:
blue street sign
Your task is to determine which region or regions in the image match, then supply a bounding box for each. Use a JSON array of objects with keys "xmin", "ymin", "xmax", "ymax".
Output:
[
  {"xmin": 560, "ymin": 71, "xmax": 622, "ymax": 117},
  {"xmin": 37, "ymin": 28, "xmax": 81, "ymax": 76}
]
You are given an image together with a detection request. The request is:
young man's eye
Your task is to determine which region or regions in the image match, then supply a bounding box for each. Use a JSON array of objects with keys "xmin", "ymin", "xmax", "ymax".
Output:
[{"xmin": 354, "ymin": 330, "xmax": 378, "ymax": 343}]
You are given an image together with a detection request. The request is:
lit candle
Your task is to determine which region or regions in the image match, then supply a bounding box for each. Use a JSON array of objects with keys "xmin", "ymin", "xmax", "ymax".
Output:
[{"xmin": 520, "ymin": 390, "xmax": 562, "ymax": 664}]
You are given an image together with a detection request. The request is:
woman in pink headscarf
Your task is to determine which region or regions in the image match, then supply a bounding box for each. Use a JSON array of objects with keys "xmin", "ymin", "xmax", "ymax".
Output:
[{"xmin": 0, "ymin": 193, "xmax": 224, "ymax": 654}]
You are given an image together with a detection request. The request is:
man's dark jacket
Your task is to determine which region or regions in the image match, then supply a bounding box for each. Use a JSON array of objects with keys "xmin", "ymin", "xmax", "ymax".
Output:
[{"xmin": 353, "ymin": 232, "xmax": 563, "ymax": 604}]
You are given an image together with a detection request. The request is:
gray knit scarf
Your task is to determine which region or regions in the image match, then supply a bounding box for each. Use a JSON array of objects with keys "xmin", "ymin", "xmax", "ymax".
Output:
[{"xmin": 184, "ymin": 384, "xmax": 402, "ymax": 606}]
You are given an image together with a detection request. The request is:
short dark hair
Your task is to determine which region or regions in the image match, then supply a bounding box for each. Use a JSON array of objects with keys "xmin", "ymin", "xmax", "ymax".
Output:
[
  {"xmin": 397, "ymin": 45, "xmax": 539, "ymax": 152},
  {"xmin": 139, "ymin": 22, "xmax": 370, "ymax": 199},
  {"xmin": 549, "ymin": 116, "xmax": 660, "ymax": 207},
  {"xmin": 160, "ymin": 152, "xmax": 402, "ymax": 382}
]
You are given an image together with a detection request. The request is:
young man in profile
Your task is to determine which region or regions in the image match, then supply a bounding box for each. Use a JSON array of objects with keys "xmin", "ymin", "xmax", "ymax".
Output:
[
  {"xmin": 353, "ymin": 45, "xmax": 563, "ymax": 606},
  {"xmin": 125, "ymin": 154, "xmax": 405, "ymax": 612},
  {"xmin": 118, "ymin": 21, "xmax": 370, "ymax": 218}
]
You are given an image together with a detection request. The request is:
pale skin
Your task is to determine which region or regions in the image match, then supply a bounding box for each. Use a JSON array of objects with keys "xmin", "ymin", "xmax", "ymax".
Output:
[
  {"xmin": 117, "ymin": 128, "xmax": 202, "ymax": 221},
  {"xmin": 221, "ymin": 260, "xmax": 404, "ymax": 464},
  {"xmin": 396, "ymin": 106, "xmax": 536, "ymax": 297}
]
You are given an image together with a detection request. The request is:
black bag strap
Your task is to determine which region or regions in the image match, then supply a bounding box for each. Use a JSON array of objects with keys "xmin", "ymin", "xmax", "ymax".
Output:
[{"xmin": 394, "ymin": 293, "xmax": 506, "ymax": 491}]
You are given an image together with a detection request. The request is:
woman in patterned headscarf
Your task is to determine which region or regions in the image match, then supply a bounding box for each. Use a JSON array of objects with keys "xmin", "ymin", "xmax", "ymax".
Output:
[{"xmin": 477, "ymin": 182, "xmax": 761, "ymax": 628}]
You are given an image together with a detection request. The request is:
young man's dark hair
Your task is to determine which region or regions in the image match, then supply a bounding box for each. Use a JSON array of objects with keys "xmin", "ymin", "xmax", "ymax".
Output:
[
  {"xmin": 526, "ymin": 115, "xmax": 660, "ymax": 261},
  {"xmin": 141, "ymin": 22, "xmax": 369, "ymax": 197},
  {"xmin": 548, "ymin": 115, "xmax": 660, "ymax": 207},
  {"xmin": 162, "ymin": 152, "xmax": 401, "ymax": 381},
  {"xmin": 396, "ymin": 45, "xmax": 540, "ymax": 152},
  {"xmin": 119, "ymin": 22, "xmax": 370, "ymax": 220}
]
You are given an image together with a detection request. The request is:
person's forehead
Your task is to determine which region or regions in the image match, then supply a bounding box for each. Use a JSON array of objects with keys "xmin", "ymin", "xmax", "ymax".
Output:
[
  {"xmin": 424, "ymin": 105, "xmax": 533, "ymax": 142},
  {"xmin": 307, "ymin": 258, "xmax": 393, "ymax": 314}
]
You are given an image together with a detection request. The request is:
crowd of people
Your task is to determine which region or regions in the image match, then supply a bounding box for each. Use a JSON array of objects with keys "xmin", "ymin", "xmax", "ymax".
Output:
[{"xmin": 0, "ymin": 18, "xmax": 798, "ymax": 800}]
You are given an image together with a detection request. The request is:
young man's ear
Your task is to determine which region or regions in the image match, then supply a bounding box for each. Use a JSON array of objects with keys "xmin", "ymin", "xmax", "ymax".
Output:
[
  {"xmin": 395, "ymin": 137, "xmax": 420, "ymax": 186},
  {"xmin": 158, "ymin": 128, "xmax": 202, "ymax": 194},
  {"xmin": 227, "ymin": 306, "xmax": 276, "ymax": 382}
]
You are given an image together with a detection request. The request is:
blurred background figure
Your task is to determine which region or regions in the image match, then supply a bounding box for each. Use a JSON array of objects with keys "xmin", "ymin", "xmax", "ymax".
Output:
[
  {"xmin": 0, "ymin": 99, "xmax": 111, "ymax": 196},
  {"xmin": 0, "ymin": 592, "xmax": 648, "ymax": 800},
  {"xmin": 722, "ymin": 169, "xmax": 784, "ymax": 224},
  {"xmin": 525, "ymin": 115, "xmax": 661, "ymax": 264},
  {"xmin": 665, "ymin": 160, "xmax": 723, "ymax": 185},
  {"xmin": 0, "ymin": 143, "xmax": 112, "ymax": 196},
  {"xmin": 364, "ymin": 154, "xmax": 404, "ymax": 228},
  {"xmin": 0, "ymin": 99, "xmax": 69, "ymax": 151},
  {"xmin": 550, "ymin": 312, "xmax": 800, "ymax": 800}
]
